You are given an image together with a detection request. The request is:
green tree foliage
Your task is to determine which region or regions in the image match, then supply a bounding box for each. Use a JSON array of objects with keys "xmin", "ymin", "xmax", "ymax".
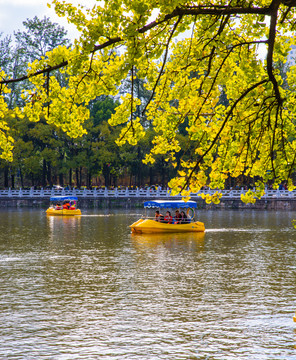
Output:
[
  {"xmin": 0, "ymin": 16, "xmax": 70, "ymax": 181},
  {"xmin": 14, "ymin": 16, "xmax": 70, "ymax": 62},
  {"xmin": 1, "ymin": 1, "xmax": 296, "ymax": 202},
  {"xmin": 0, "ymin": 16, "xmax": 70, "ymax": 109}
]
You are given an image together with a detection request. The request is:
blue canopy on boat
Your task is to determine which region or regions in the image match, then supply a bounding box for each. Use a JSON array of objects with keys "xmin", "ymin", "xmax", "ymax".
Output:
[
  {"xmin": 50, "ymin": 196, "xmax": 78, "ymax": 201},
  {"xmin": 144, "ymin": 200, "xmax": 197, "ymax": 209}
]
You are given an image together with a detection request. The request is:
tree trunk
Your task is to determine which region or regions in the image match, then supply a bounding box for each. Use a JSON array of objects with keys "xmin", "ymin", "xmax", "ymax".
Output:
[
  {"xmin": 69, "ymin": 168, "xmax": 72, "ymax": 188},
  {"xmin": 4, "ymin": 166, "xmax": 9, "ymax": 188},
  {"xmin": 103, "ymin": 164, "xmax": 110, "ymax": 187},
  {"xmin": 87, "ymin": 171, "xmax": 92, "ymax": 188},
  {"xmin": 75, "ymin": 168, "xmax": 80, "ymax": 188},
  {"xmin": 42, "ymin": 159, "xmax": 47, "ymax": 187},
  {"xmin": 59, "ymin": 173, "xmax": 64, "ymax": 187},
  {"xmin": 47, "ymin": 163, "xmax": 52, "ymax": 187},
  {"xmin": 20, "ymin": 168, "xmax": 24, "ymax": 188},
  {"xmin": 137, "ymin": 147, "xmax": 142, "ymax": 187},
  {"xmin": 149, "ymin": 167, "xmax": 153, "ymax": 186},
  {"xmin": 161, "ymin": 157, "xmax": 166, "ymax": 186}
]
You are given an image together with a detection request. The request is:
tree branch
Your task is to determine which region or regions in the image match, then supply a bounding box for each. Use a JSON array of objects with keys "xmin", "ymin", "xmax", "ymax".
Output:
[
  {"xmin": 0, "ymin": 4, "xmax": 274, "ymax": 86},
  {"xmin": 184, "ymin": 79, "xmax": 269, "ymax": 188},
  {"xmin": 142, "ymin": 15, "xmax": 182, "ymax": 115},
  {"xmin": 266, "ymin": 0, "xmax": 283, "ymax": 105}
]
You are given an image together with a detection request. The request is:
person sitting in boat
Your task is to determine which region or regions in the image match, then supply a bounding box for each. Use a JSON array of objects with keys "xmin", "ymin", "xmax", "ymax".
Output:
[
  {"xmin": 69, "ymin": 201, "xmax": 76, "ymax": 210},
  {"xmin": 174, "ymin": 210, "xmax": 182, "ymax": 224},
  {"xmin": 155, "ymin": 210, "xmax": 164, "ymax": 222},
  {"xmin": 63, "ymin": 200, "xmax": 70, "ymax": 209},
  {"xmin": 180, "ymin": 211, "xmax": 189, "ymax": 223},
  {"xmin": 164, "ymin": 211, "xmax": 173, "ymax": 224},
  {"xmin": 55, "ymin": 202, "xmax": 62, "ymax": 210}
]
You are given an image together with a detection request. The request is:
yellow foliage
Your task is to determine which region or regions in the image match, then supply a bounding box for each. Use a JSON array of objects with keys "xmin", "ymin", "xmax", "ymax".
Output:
[
  {"xmin": 0, "ymin": 0, "xmax": 296, "ymax": 204},
  {"xmin": 198, "ymin": 191, "xmax": 222, "ymax": 204}
]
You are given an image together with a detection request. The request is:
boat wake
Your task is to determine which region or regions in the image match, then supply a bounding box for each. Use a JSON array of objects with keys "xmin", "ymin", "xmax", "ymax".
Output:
[
  {"xmin": 205, "ymin": 228, "xmax": 273, "ymax": 232},
  {"xmin": 79, "ymin": 214, "xmax": 114, "ymax": 217}
]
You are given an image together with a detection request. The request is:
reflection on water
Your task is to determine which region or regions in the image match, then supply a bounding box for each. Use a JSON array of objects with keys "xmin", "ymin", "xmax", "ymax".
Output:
[
  {"xmin": 0, "ymin": 209, "xmax": 296, "ymax": 359},
  {"xmin": 47, "ymin": 215, "xmax": 81, "ymax": 238},
  {"xmin": 131, "ymin": 232, "xmax": 205, "ymax": 253}
]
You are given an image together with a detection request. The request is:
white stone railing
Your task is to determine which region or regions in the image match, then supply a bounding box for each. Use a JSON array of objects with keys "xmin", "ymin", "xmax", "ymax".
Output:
[{"xmin": 0, "ymin": 187, "xmax": 295, "ymax": 199}]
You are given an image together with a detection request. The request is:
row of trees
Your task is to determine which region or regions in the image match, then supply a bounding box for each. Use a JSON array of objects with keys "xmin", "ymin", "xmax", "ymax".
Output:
[
  {"xmin": 0, "ymin": 16, "xmax": 179, "ymax": 189},
  {"xmin": 2, "ymin": 93, "xmax": 183, "ymax": 189}
]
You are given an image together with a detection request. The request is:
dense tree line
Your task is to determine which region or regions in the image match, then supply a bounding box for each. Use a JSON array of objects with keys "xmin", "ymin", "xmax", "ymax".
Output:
[
  {"xmin": 1, "ymin": 92, "xmax": 184, "ymax": 189},
  {"xmin": 0, "ymin": 16, "xmax": 181, "ymax": 189}
]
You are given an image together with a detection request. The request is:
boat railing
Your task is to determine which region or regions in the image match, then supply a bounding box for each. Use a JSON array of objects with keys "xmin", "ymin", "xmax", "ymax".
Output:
[
  {"xmin": 0, "ymin": 187, "xmax": 295, "ymax": 200},
  {"xmin": 144, "ymin": 215, "xmax": 194, "ymax": 223}
]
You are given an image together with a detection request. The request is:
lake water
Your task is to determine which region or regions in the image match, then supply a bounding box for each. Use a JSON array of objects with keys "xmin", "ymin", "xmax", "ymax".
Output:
[{"xmin": 1, "ymin": 208, "xmax": 296, "ymax": 359}]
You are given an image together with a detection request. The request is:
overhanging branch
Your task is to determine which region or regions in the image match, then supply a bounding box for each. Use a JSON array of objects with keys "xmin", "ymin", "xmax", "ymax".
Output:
[
  {"xmin": 0, "ymin": 4, "xmax": 275, "ymax": 86},
  {"xmin": 183, "ymin": 79, "xmax": 269, "ymax": 189}
]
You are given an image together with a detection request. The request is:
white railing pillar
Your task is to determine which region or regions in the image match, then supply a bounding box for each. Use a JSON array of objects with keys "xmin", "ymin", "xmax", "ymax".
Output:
[
  {"xmin": 18, "ymin": 188, "xmax": 23, "ymax": 197},
  {"xmin": 104, "ymin": 187, "xmax": 108, "ymax": 197},
  {"xmin": 125, "ymin": 187, "xmax": 129, "ymax": 196}
]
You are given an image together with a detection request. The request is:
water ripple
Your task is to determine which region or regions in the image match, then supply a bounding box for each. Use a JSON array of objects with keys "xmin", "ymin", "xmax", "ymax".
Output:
[{"xmin": 0, "ymin": 209, "xmax": 296, "ymax": 359}]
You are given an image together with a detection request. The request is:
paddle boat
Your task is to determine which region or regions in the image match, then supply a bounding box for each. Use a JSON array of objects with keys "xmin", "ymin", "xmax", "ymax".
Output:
[
  {"xmin": 46, "ymin": 196, "xmax": 81, "ymax": 216},
  {"xmin": 130, "ymin": 200, "xmax": 205, "ymax": 233}
]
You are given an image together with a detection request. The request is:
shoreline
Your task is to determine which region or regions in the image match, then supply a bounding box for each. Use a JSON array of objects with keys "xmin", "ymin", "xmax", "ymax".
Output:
[{"xmin": 1, "ymin": 196, "xmax": 296, "ymax": 210}]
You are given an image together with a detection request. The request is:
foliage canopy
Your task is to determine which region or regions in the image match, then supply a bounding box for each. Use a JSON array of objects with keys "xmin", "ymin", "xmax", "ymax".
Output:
[{"xmin": 1, "ymin": 0, "xmax": 296, "ymax": 201}]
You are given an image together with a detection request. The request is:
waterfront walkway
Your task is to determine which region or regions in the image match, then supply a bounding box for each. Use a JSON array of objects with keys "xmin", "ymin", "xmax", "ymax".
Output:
[{"xmin": 0, "ymin": 187, "xmax": 295, "ymax": 200}]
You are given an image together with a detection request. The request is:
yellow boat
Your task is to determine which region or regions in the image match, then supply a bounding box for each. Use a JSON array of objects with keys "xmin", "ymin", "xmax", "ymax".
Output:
[
  {"xmin": 46, "ymin": 196, "xmax": 81, "ymax": 216},
  {"xmin": 130, "ymin": 200, "xmax": 205, "ymax": 233}
]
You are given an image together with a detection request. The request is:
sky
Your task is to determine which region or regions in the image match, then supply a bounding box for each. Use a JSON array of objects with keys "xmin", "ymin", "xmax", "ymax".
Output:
[
  {"xmin": 0, "ymin": 0, "xmax": 81, "ymax": 40},
  {"xmin": 0, "ymin": 0, "xmax": 269, "ymax": 59}
]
